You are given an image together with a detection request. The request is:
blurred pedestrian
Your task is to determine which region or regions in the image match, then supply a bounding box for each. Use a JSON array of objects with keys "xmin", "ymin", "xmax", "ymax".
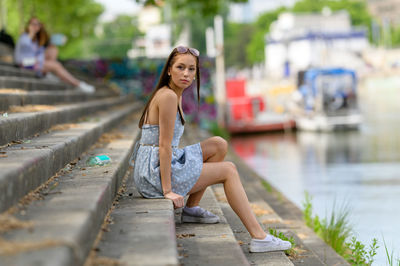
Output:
[{"xmin": 14, "ymin": 17, "xmax": 95, "ymax": 93}]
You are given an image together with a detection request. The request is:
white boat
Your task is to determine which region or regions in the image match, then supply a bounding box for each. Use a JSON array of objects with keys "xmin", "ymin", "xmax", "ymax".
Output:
[{"xmin": 291, "ymin": 68, "xmax": 362, "ymax": 131}]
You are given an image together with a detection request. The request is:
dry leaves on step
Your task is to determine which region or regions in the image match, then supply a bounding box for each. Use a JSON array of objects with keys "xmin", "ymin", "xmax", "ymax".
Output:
[
  {"xmin": 176, "ymin": 233, "xmax": 195, "ymax": 239},
  {"xmin": 250, "ymin": 203, "xmax": 272, "ymax": 216}
]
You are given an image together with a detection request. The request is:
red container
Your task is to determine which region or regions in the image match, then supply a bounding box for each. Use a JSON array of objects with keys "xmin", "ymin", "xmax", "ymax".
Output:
[{"xmin": 226, "ymin": 79, "xmax": 246, "ymax": 98}]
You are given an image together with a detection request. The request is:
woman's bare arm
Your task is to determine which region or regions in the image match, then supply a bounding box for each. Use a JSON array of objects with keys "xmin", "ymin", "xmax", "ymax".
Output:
[{"xmin": 157, "ymin": 89, "xmax": 184, "ymax": 207}]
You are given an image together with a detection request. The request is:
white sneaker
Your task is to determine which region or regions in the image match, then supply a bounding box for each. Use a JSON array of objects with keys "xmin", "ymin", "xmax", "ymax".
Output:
[
  {"xmin": 44, "ymin": 72, "xmax": 60, "ymax": 82},
  {"xmin": 249, "ymin": 235, "xmax": 292, "ymax": 253},
  {"xmin": 77, "ymin": 81, "xmax": 95, "ymax": 94}
]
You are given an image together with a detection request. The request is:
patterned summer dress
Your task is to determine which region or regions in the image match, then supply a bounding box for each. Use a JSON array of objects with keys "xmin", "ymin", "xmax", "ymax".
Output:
[{"xmin": 132, "ymin": 112, "xmax": 203, "ymax": 198}]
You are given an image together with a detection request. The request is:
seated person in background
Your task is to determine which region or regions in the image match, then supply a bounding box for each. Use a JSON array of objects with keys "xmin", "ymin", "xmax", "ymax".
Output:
[{"xmin": 14, "ymin": 17, "xmax": 95, "ymax": 93}]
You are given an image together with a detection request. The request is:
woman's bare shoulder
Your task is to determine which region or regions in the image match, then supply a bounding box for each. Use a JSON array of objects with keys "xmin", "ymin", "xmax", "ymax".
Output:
[{"xmin": 155, "ymin": 87, "xmax": 178, "ymax": 104}]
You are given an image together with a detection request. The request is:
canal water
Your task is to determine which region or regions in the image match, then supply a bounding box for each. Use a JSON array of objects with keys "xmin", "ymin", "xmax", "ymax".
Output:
[{"xmin": 231, "ymin": 78, "xmax": 400, "ymax": 265}]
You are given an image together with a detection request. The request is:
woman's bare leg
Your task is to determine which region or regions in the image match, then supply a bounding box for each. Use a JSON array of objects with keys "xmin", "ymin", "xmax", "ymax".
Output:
[
  {"xmin": 45, "ymin": 45, "xmax": 59, "ymax": 61},
  {"xmin": 42, "ymin": 60, "xmax": 80, "ymax": 86},
  {"xmin": 188, "ymin": 161, "xmax": 266, "ymax": 239},
  {"xmin": 186, "ymin": 137, "xmax": 227, "ymax": 207}
]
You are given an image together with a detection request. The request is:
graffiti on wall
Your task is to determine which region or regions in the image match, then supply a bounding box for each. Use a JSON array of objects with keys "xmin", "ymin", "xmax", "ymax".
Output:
[{"xmin": 64, "ymin": 57, "xmax": 216, "ymax": 128}]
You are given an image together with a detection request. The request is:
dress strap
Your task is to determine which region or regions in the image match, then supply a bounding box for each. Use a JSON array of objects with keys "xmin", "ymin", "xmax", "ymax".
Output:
[{"xmin": 177, "ymin": 104, "xmax": 185, "ymax": 125}]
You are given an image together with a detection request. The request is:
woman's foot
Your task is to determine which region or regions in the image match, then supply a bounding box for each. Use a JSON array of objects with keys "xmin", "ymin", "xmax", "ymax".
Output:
[
  {"xmin": 77, "ymin": 81, "xmax": 95, "ymax": 94},
  {"xmin": 249, "ymin": 234, "xmax": 292, "ymax": 253},
  {"xmin": 181, "ymin": 206, "xmax": 220, "ymax": 224}
]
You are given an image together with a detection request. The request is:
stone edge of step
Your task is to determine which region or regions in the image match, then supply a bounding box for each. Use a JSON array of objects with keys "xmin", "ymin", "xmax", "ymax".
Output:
[
  {"xmin": 92, "ymin": 180, "xmax": 179, "ymax": 266},
  {"xmin": 226, "ymin": 146, "xmax": 350, "ymax": 266},
  {"xmin": 0, "ymin": 115, "xmax": 142, "ymax": 266},
  {"xmin": 0, "ymin": 65, "xmax": 37, "ymax": 78},
  {"xmin": 0, "ymin": 76, "xmax": 69, "ymax": 91},
  {"xmin": 0, "ymin": 95, "xmax": 135, "ymax": 146},
  {"xmin": 0, "ymin": 102, "xmax": 141, "ymax": 213},
  {"xmin": 0, "ymin": 90, "xmax": 114, "ymax": 112}
]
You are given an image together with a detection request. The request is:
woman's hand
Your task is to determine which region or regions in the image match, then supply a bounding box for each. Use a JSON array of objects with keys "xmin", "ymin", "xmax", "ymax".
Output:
[{"xmin": 164, "ymin": 191, "xmax": 184, "ymax": 209}]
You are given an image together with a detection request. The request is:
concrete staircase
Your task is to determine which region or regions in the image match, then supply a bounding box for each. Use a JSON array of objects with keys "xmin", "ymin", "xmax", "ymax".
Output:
[{"xmin": 0, "ymin": 63, "xmax": 348, "ymax": 266}]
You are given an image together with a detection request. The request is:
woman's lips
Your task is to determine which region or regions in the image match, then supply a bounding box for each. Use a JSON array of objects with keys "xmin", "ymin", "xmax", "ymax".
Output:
[{"xmin": 180, "ymin": 79, "xmax": 189, "ymax": 83}]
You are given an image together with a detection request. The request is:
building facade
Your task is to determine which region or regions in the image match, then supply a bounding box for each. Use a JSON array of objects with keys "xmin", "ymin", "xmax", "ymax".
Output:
[
  {"xmin": 264, "ymin": 11, "xmax": 369, "ymax": 78},
  {"xmin": 368, "ymin": 0, "xmax": 400, "ymax": 26}
]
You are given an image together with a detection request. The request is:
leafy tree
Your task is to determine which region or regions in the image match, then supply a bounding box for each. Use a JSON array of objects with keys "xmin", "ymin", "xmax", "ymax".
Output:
[
  {"xmin": 246, "ymin": 7, "xmax": 286, "ymax": 64},
  {"xmin": 135, "ymin": 0, "xmax": 247, "ymax": 18},
  {"xmin": 135, "ymin": 0, "xmax": 248, "ymax": 55},
  {"xmin": 225, "ymin": 22, "xmax": 254, "ymax": 68},
  {"xmin": 91, "ymin": 15, "xmax": 142, "ymax": 59},
  {"xmin": 3, "ymin": 0, "xmax": 104, "ymax": 59}
]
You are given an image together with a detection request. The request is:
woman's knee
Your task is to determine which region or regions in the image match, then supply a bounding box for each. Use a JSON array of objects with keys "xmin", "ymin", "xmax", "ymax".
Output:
[
  {"xmin": 212, "ymin": 136, "xmax": 228, "ymax": 156},
  {"xmin": 223, "ymin": 161, "xmax": 238, "ymax": 180},
  {"xmin": 44, "ymin": 60, "xmax": 60, "ymax": 71}
]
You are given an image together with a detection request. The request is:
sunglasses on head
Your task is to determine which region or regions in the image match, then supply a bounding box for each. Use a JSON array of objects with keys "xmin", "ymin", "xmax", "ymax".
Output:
[{"xmin": 176, "ymin": 46, "xmax": 200, "ymax": 57}]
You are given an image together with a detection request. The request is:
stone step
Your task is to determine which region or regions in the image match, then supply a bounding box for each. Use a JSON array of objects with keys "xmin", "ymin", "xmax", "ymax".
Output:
[
  {"xmin": 0, "ymin": 89, "xmax": 114, "ymax": 111},
  {"xmin": 0, "ymin": 102, "xmax": 142, "ymax": 213},
  {"xmin": 0, "ymin": 95, "xmax": 135, "ymax": 146},
  {"xmin": 0, "ymin": 65, "xmax": 37, "ymax": 78},
  {"xmin": 180, "ymin": 124, "xmax": 348, "ymax": 265},
  {"xmin": 92, "ymin": 176, "xmax": 179, "ymax": 266},
  {"xmin": 0, "ymin": 76, "xmax": 69, "ymax": 91},
  {"xmin": 225, "ymin": 151, "xmax": 350, "ymax": 266},
  {"xmin": 175, "ymin": 187, "xmax": 250, "ymax": 266},
  {"xmin": 213, "ymin": 185, "xmax": 294, "ymax": 266},
  {"xmin": 0, "ymin": 113, "xmax": 140, "ymax": 266}
]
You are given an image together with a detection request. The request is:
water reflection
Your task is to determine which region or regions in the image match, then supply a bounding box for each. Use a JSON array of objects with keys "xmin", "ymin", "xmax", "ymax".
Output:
[{"xmin": 232, "ymin": 118, "xmax": 400, "ymax": 264}]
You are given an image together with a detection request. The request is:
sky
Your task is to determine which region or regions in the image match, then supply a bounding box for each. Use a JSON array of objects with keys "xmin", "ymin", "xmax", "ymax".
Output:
[
  {"xmin": 230, "ymin": 0, "xmax": 296, "ymax": 22},
  {"xmin": 95, "ymin": 0, "xmax": 297, "ymax": 23},
  {"xmin": 95, "ymin": 0, "xmax": 142, "ymax": 22}
]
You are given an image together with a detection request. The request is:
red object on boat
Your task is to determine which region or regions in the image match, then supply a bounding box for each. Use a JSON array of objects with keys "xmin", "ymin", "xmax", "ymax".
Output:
[
  {"xmin": 225, "ymin": 78, "xmax": 295, "ymax": 133},
  {"xmin": 226, "ymin": 79, "xmax": 246, "ymax": 98},
  {"xmin": 228, "ymin": 97, "xmax": 265, "ymax": 121}
]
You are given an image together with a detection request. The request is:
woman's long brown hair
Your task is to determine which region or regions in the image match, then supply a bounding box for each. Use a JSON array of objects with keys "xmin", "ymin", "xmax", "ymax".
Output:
[
  {"xmin": 138, "ymin": 47, "xmax": 201, "ymax": 128},
  {"xmin": 24, "ymin": 17, "xmax": 50, "ymax": 47}
]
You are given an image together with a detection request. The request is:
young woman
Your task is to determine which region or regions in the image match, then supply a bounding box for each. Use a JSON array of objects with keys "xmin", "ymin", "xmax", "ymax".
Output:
[
  {"xmin": 133, "ymin": 46, "xmax": 291, "ymax": 252},
  {"xmin": 14, "ymin": 17, "xmax": 94, "ymax": 93}
]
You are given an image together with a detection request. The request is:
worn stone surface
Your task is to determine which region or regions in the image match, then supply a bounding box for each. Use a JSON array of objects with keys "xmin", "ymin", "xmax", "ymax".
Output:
[
  {"xmin": 181, "ymin": 124, "xmax": 349, "ymax": 266},
  {"xmin": 214, "ymin": 186, "xmax": 294, "ymax": 266},
  {"xmin": 96, "ymin": 181, "xmax": 178, "ymax": 266},
  {"xmin": 0, "ymin": 65, "xmax": 37, "ymax": 78},
  {"xmin": 0, "ymin": 96, "xmax": 135, "ymax": 146},
  {"xmin": 0, "ymin": 116, "xmax": 140, "ymax": 266},
  {"xmin": 0, "ymin": 103, "xmax": 140, "ymax": 213},
  {"xmin": 0, "ymin": 76, "xmax": 68, "ymax": 91},
  {"xmin": 0, "ymin": 90, "xmax": 113, "ymax": 111},
  {"xmin": 175, "ymin": 188, "xmax": 249, "ymax": 266}
]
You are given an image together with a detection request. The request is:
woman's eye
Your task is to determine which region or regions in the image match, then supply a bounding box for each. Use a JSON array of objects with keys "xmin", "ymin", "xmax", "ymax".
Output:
[
  {"xmin": 189, "ymin": 68, "xmax": 195, "ymax": 71},
  {"xmin": 177, "ymin": 66, "xmax": 184, "ymax": 69}
]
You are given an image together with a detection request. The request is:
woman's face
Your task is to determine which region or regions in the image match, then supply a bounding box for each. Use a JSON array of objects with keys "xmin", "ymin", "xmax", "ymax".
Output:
[
  {"xmin": 169, "ymin": 53, "xmax": 197, "ymax": 90},
  {"xmin": 28, "ymin": 18, "xmax": 41, "ymax": 35}
]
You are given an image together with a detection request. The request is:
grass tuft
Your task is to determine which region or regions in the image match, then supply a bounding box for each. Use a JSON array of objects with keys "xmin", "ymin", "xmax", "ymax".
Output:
[
  {"xmin": 268, "ymin": 228, "xmax": 296, "ymax": 256},
  {"xmin": 302, "ymin": 192, "xmax": 378, "ymax": 265}
]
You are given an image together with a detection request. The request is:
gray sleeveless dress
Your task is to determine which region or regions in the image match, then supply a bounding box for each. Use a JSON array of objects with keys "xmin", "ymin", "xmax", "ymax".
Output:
[{"xmin": 133, "ymin": 112, "xmax": 203, "ymax": 198}]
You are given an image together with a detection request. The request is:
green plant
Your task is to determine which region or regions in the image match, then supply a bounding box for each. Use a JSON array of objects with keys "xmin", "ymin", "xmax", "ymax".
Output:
[
  {"xmin": 209, "ymin": 121, "xmax": 230, "ymax": 141},
  {"xmin": 383, "ymin": 237, "xmax": 400, "ymax": 266},
  {"xmin": 260, "ymin": 180, "xmax": 272, "ymax": 193},
  {"xmin": 268, "ymin": 228, "xmax": 296, "ymax": 256},
  {"xmin": 302, "ymin": 193, "xmax": 352, "ymax": 254},
  {"xmin": 302, "ymin": 192, "xmax": 379, "ymax": 265},
  {"xmin": 345, "ymin": 237, "xmax": 378, "ymax": 266},
  {"xmin": 303, "ymin": 191, "xmax": 313, "ymax": 228}
]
